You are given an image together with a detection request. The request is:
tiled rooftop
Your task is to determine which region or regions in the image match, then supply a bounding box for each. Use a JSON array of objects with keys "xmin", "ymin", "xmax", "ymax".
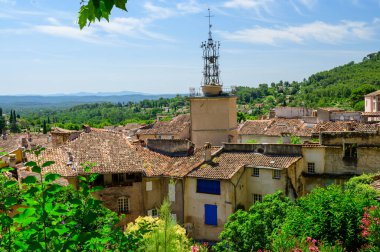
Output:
[
  {"xmin": 188, "ymin": 151, "xmax": 301, "ymax": 180},
  {"xmin": 239, "ymin": 118, "xmax": 314, "ymax": 137},
  {"xmin": 137, "ymin": 114, "xmax": 190, "ymax": 135},
  {"xmin": 26, "ymin": 129, "xmax": 220, "ymax": 178},
  {"xmin": 313, "ymin": 121, "xmax": 377, "ymax": 132},
  {"xmin": 0, "ymin": 133, "xmax": 51, "ymax": 153}
]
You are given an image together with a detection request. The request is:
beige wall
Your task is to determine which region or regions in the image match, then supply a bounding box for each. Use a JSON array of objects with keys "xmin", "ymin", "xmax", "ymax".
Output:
[
  {"xmin": 190, "ymin": 96, "xmax": 237, "ymax": 147},
  {"xmin": 93, "ymin": 182, "xmax": 144, "ymax": 224},
  {"xmin": 245, "ymin": 167, "xmax": 287, "ymax": 207},
  {"xmin": 302, "ymin": 147, "xmax": 326, "ymax": 174},
  {"xmin": 184, "ymin": 178, "xmax": 235, "ymax": 241}
]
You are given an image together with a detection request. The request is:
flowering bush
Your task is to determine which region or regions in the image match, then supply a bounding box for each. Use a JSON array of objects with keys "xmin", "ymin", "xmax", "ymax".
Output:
[{"xmin": 361, "ymin": 206, "xmax": 380, "ymax": 251}]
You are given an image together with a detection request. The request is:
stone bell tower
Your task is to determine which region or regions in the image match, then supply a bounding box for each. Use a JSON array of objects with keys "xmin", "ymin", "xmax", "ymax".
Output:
[{"xmin": 189, "ymin": 9, "xmax": 237, "ymax": 147}]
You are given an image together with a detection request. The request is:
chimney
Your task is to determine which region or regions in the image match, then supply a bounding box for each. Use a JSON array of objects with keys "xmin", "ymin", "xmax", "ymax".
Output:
[
  {"xmin": 9, "ymin": 154, "xmax": 16, "ymax": 167},
  {"xmin": 83, "ymin": 125, "xmax": 91, "ymax": 133},
  {"xmin": 204, "ymin": 142, "xmax": 212, "ymax": 162},
  {"xmin": 281, "ymin": 133, "xmax": 291, "ymax": 144}
]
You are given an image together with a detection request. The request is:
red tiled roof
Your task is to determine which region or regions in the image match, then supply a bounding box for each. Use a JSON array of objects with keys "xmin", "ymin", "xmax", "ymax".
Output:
[
  {"xmin": 0, "ymin": 133, "xmax": 51, "ymax": 153},
  {"xmin": 26, "ymin": 130, "xmax": 219, "ymax": 178},
  {"xmin": 188, "ymin": 152, "xmax": 301, "ymax": 180},
  {"xmin": 239, "ymin": 118, "xmax": 314, "ymax": 137},
  {"xmin": 313, "ymin": 121, "xmax": 377, "ymax": 132},
  {"xmin": 138, "ymin": 114, "xmax": 190, "ymax": 135}
]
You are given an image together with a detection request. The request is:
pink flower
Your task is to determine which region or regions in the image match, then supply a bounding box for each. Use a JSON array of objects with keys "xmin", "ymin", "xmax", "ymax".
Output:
[{"xmin": 306, "ymin": 237, "xmax": 312, "ymax": 242}]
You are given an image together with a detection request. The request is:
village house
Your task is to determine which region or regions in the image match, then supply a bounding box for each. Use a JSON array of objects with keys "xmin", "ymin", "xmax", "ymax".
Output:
[
  {"xmin": 183, "ymin": 143, "xmax": 302, "ymax": 241},
  {"xmin": 291, "ymin": 124, "xmax": 380, "ymax": 196},
  {"xmin": 364, "ymin": 90, "xmax": 380, "ymax": 121}
]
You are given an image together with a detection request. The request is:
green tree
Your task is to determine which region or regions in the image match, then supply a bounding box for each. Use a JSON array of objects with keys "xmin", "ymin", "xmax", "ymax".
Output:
[
  {"xmin": 274, "ymin": 183, "xmax": 378, "ymax": 251},
  {"xmin": 214, "ymin": 191, "xmax": 293, "ymax": 252},
  {"xmin": 0, "ymin": 107, "xmax": 5, "ymax": 134},
  {"xmin": 42, "ymin": 120, "xmax": 47, "ymax": 134},
  {"xmin": 0, "ymin": 149, "xmax": 137, "ymax": 251}
]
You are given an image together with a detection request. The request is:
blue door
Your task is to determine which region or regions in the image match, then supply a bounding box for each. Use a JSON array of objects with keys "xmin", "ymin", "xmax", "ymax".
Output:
[{"xmin": 204, "ymin": 204, "xmax": 217, "ymax": 226}]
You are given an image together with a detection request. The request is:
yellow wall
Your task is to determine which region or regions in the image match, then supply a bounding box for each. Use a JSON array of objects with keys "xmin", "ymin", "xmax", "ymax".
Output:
[
  {"xmin": 190, "ymin": 96, "xmax": 237, "ymax": 147},
  {"xmin": 184, "ymin": 178, "xmax": 235, "ymax": 241}
]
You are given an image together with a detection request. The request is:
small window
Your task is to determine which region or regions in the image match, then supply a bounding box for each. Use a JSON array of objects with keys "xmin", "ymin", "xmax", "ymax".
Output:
[
  {"xmin": 273, "ymin": 170, "xmax": 281, "ymax": 179},
  {"xmin": 204, "ymin": 204, "xmax": 217, "ymax": 226},
  {"xmin": 253, "ymin": 194, "xmax": 262, "ymax": 203},
  {"xmin": 252, "ymin": 168, "xmax": 260, "ymax": 177},
  {"xmin": 118, "ymin": 197, "xmax": 129, "ymax": 213},
  {"xmin": 146, "ymin": 181, "xmax": 153, "ymax": 191},
  {"xmin": 147, "ymin": 208, "xmax": 158, "ymax": 217},
  {"xmin": 307, "ymin": 163, "xmax": 315, "ymax": 173},
  {"xmin": 344, "ymin": 143, "xmax": 357, "ymax": 159},
  {"xmin": 197, "ymin": 179, "xmax": 220, "ymax": 195},
  {"xmin": 112, "ymin": 173, "xmax": 126, "ymax": 184}
]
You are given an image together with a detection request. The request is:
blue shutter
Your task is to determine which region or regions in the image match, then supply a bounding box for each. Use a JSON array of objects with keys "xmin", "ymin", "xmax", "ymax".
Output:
[
  {"xmin": 204, "ymin": 204, "xmax": 217, "ymax": 226},
  {"xmin": 197, "ymin": 179, "xmax": 221, "ymax": 195}
]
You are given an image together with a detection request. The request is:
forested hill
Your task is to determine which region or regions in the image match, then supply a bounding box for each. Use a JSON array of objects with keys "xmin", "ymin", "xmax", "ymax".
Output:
[{"xmin": 236, "ymin": 51, "xmax": 380, "ymax": 114}]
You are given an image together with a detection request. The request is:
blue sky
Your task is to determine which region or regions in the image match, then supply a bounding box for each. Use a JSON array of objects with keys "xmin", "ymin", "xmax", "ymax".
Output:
[{"xmin": 1, "ymin": 0, "xmax": 380, "ymax": 95}]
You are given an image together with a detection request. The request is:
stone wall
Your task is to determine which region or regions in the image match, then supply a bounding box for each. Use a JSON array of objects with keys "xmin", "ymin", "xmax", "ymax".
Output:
[
  {"xmin": 147, "ymin": 139, "xmax": 194, "ymax": 156},
  {"xmin": 223, "ymin": 143, "xmax": 302, "ymax": 155},
  {"xmin": 275, "ymin": 107, "xmax": 313, "ymax": 118}
]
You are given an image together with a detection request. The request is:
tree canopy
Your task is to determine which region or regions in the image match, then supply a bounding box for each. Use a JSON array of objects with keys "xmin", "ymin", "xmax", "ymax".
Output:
[{"xmin": 78, "ymin": 0, "xmax": 128, "ymax": 29}]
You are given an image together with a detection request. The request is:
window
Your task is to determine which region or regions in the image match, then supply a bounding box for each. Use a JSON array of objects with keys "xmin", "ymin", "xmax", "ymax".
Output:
[
  {"xmin": 118, "ymin": 197, "xmax": 129, "ymax": 213},
  {"xmin": 307, "ymin": 163, "xmax": 315, "ymax": 173},
  {"xmin": 168, "ymin": 183, "xmax": 175, "ymax": 202},
  {"xmin": 147, "ymin": 208, "xmax": 158, "ymax": 217},
  {"xmin": 112, "ymin": 173, "xmax": 126, "ymax": 184},
  {"xmin": 197, "ymin": 179, "xmax": 220, "ymax": 195},
  {"xmin": 252, "ymin": 168, "xmax": 260, "ymax": 177},
  {"xmin": 344, "ymin": 143, "xmax": 357, "ymax": 159},
  {"xmin": 273, "ymin": 170, "xmax": 281, "ymax": 179},
  {"xmin": 204, "ymin": 204, "xmax": 217, "ymax": 226},
  {"xmin": 253, "ymin": 194, "xmax": 262, "ymax": 203},
  {"xmin": 146, "ymin": 181, "xmax": 152, "ymax": 191}
]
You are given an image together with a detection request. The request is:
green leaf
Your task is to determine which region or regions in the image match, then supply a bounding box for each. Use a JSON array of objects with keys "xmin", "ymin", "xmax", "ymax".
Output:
[
  {"xmin": 22, "ymin": 175, "xmax": 37, "ymax": 184},
  {"xmin": 0, "ymin": 167, "xmax": 14, "ymax": 172},
  {"xmin": 78, "ymin": 5, "xmax": 88, "ymax": 29},
  {"xmin": 4, "ymin": 180, "xmax": 17, "ymax": 188},
  {"xmin": 42, "ymin": 161, "xmax": 55, "ymax": 167},
  {"xmin": 5, "ymin": 196, "xmax": 18, "ymax": 207},
  {"xmin": 32, "ymin": 165, "xmax": 41, "ymax": 173},
  {"xmin": 90, "ymin": 185, "xmax": 103, "ymax": 193},
  {"xmin": 45, "ymin": 173, "xmax": 61, "ymax": 182},
  {"xmin": 45, "ymin": 183, "xmax": 62, "ymax": 194},
  {"xmin": 25, "ymin": 161, "xmax": 37, "ymax": 167},
  {"xmin": 115, "ymin": 0, "xmax": 128, "ymax": 11}
]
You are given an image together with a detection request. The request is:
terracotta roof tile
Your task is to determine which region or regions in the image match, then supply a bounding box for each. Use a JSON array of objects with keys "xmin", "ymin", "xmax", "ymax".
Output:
[
  {"xmin": 188, "ymin": 151, "xmax": 301, "ymax": 180},
  {"xmin": 137, "ymin": 114, "xmax": 190, "ymax": 135},
  {"xmin": 0, "ymin": 133, "xmax": 51, "ymax": 153},
  {"xmin": 239, "ymin": 118, "xmax": 314, "ymax": 137},
  {"xmin": 313, "ymin": 121, "xmax": 377, "ymax": 132}
]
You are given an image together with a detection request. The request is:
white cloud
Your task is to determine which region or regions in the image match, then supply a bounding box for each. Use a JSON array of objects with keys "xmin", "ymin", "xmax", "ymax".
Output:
[
  {"xmin": 298, "ymin": 0, "xmax": 317, "ymax": 9},
  {"xmin": 176, "ymin": 0, "xmax": 203, "ymax": 14},
  {"xmin": 220, "ymin": 20, "xmax": 374, "ymax": 45},
  {"xmin": 34, "ymin": 25, "xmax": 101, "ymax": 44},
  {"xmin": 224, "ymin": 0, "xmax": 274, "ymax": 10},
  {"xmin": 144, "ymin": 2, "xmax": 176, "ymax": 20}
]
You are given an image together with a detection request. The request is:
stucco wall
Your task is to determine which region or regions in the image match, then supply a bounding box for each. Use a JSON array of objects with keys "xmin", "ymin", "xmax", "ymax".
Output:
[
  {"xmin": 245, "ymin": 167, "xmax": 286, "ymax": 207},
  {"xmin": 190, "ymin": 96, "xmax": 237, "ymax": 147},
  {"xmin": 184, "ymin": 178, "xmax": 234, "ymax": 241},
  {"xmin": 275, "ymin": 107, "xmax": 312, "ymax": 118},
  {"xmin": 94, "ymin": 182, "xmax": 144, "ymax": 224},
  {"xmin": 302, "ymin": 147, "xmax": 326, "ymax": 174}
]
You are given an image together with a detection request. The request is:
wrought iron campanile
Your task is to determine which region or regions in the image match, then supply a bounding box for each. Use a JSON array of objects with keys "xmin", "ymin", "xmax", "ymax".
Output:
[{"xmin": 201, "ymin": 9, "xmax": 222, "ymax": 96}]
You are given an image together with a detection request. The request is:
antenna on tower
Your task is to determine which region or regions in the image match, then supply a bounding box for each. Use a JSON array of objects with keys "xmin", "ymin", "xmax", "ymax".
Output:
[{"xmin": 206, "ymin": 8, "xmax": 214, "ymax": 41}]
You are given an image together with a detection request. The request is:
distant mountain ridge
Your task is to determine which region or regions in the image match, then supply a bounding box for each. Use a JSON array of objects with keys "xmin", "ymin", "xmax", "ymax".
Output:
[{"xmin": 0, "ymin": 93, "xmax": 178, "ymax": 111}]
